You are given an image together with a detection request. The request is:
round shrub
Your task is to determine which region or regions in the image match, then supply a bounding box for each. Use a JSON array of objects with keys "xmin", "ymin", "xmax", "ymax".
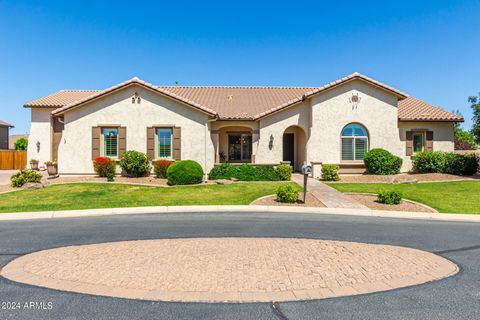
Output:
[
  {"xmin": 412, "ymin": 151, "xmax": 446, "ymax": 173},
  {"xmin": 10, "ymin": 170, "xmax": 42, "ymax": 188},
  {"xmin": 275, "ymin": 164, "xmax": 293, "ymax": 181},
  {"xmin": 276, "ymin": 185, "xmax": 298, "ymax": 203},
  {"xmin": 377, "ymin": 190, "xmax": 402, "ymax": 205},
  {"xmin": 93, "ymin": 156, "xmax": 116, "ymax": 177},
  {"xmin": 14, "ymin": 137, "xmax": 28, "ymax": 151},
  {"xmin": 321, "ymin": 164, "xmax": 340, "ymax": 181},
  {"xmin": 153, "ymin": 159, "xmax": 175, "ymax": 178},
  {"xmin": 167, "ymin": 160, "xmax": 204, "ymax": 185},
  {"xmin": 119, "ymin": 150, "xmax": 151, "ymax": 177},
  {"xmin": 363, "ymin": 148, "xmax": 402, "ymax": 175}
]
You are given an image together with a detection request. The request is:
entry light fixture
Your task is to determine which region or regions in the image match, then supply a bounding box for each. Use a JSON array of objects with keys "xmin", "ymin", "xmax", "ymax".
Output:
[{"xmin": 269, "ymin": 134, "xmax": 274, "ymax": 150}]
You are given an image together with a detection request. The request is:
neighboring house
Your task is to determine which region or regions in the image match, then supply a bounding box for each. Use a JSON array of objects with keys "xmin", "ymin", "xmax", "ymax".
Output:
[
  {"xmin": 0, "ymin": 120, "xmax": 14, "ymax": 150},
  {"xmin": 24, "ymin": 72, "xmax": 462, "ymax": 177},
  {"xmin": 9, "ymin": 134, "xmax": 29, "ymax": 150}
]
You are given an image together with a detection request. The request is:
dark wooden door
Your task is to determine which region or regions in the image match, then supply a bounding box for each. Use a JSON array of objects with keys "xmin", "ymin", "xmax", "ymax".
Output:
[{"xmin": 283, "ymin": 133, "xmax": 294, "ymax": 167}]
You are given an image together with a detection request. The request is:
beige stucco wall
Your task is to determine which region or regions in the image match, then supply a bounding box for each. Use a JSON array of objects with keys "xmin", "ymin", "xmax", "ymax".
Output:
[
  {"xmin": 308, "ymin": 80, "xmax": 403, "ymax": 172},
  {"xmin": 27, "ymin": 108, "xmax": 54, "ymax": 168},
  {"xmin": 58, "ymin": 85, "xmax": 214, "ymax": 174},
  {"xmin": 257, "ymin": 101, "xmax": 311, "ymax": 167},
  {"xmin": 398, "ymin": 121, "xmax": 455, "ymax": 170}
]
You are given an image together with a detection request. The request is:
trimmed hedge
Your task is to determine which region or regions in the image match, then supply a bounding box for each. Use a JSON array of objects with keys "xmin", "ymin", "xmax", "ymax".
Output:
[
  {"xmin": 275, "ymin": 164, "xmax": 293, "ymax": 181},
  {"xmin": 321, "ymin": 164, "xmax": 340, "ymax": 181},
  {"xmin": 276, "ymin": 185, "xmax": 298, "ymax": 203},
  {"xmin": 167, "ymin": 160, "xmax": 204, "ymax": 185},
  {"xmin": 412, "ymin": 151, "xmax": 479, "ymax": 175},
  {"xmin": 411, "ymin": 151, "xmax": 446, "ymax": 173},
  {"xmin": 208, "ymin": 163, "xmax": 280, "ymax": 181},
  {"xmin": 363, "ymin": 148, "xmax": 402, "ymax": 175}
]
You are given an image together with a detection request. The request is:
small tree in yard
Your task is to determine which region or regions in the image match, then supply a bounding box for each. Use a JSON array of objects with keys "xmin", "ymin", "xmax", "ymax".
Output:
[
  {"xmin": 470, "ymin": 94, "xmax": 480, "ymax": 144},
  {"xmin": 14, "ymin": 138, "xmax": 28, "ymax": 151},
  {"xmin": 452, "ymin": 109, "xmax": 477, "ymax": 150}
]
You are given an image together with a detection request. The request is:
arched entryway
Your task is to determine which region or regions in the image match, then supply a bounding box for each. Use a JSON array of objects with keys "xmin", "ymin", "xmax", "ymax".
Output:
[{"xmin": 282, "ymin": 125, "xmax": 307, "ymax": 171}]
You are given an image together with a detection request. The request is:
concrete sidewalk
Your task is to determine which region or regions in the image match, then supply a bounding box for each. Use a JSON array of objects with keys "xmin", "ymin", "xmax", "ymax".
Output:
[
  {"xmin": 292, "ymin": 174, "xmax": 368, "ymax": 209},
  {"xmin": 0, "ymin": 205, "xmax": 480, "ymax": 222}
]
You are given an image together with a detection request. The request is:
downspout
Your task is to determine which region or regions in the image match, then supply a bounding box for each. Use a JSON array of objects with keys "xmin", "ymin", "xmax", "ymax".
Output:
[{"xmin": 205, "ymin": 116, "xmax": 217, "ymax": 183}]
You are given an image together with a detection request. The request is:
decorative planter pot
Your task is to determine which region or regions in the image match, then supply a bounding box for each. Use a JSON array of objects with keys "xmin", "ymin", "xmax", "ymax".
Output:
[
  {"xmin": 30, "ymin": 161, "xmax": 39, "ymax": 171},
  {"xmin": 46, "ymin": 163, "xmax": 58, "ymax": 177}
]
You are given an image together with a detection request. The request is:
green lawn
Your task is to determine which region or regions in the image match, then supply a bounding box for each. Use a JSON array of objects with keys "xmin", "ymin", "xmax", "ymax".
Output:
[
  {"xmin": 0, "ymin": 182, "xmax": 301, "ymax": 213},
  {"xmin": 328, "ymin": 181, "xmax": 480, "ymax": 214}
]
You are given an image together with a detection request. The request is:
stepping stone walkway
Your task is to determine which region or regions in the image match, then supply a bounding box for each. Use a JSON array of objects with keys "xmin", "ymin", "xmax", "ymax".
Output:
[{"xmin": 292, "ymin": 174, "xmax": 368, "ymax": 209}]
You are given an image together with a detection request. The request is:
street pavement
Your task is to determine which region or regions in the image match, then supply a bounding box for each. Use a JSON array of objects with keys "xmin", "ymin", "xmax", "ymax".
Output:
[{"xmin": 0, "ymin": 211, "xmax": 479, "ymax": 320}]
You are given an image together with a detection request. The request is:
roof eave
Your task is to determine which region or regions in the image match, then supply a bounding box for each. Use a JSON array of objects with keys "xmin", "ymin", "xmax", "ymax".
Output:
[{"xmin": 398, "ymin": 118, "xmax": 464, "ymax": 122}]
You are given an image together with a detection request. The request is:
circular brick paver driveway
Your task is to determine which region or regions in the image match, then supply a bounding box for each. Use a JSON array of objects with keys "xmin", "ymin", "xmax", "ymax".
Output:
[{"xmin": 1, "ymin": 238, "xmax": 457, "ymax": 303}]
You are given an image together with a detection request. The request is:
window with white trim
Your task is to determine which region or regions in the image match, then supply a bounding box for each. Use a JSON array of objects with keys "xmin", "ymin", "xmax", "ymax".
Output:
[
  {"xmin": 157, "ymin": 128, "xmax": 173, "ymax": 158},
  {"xmin": 413, "ymin": 132, "xmax": 425, "ymax": 153},
  {"xmin": 341, "ymin": 123, "xmax": 368, "ymax": 161},
  {"xmin": 102, "ymin": 128, "xmax": 118, "ymax": 158}
]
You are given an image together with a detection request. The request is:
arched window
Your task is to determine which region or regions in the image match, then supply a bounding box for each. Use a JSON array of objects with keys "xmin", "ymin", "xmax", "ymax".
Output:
[{"xmin": 341, "ymin": 123, "xmax": 368, "ymax": 161}]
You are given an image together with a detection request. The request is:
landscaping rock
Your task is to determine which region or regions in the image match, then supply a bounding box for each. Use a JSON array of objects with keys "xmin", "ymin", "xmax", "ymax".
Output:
[
  {"xmin": 22, "ymin": 182, "xmax": 44, "ymax": 190},
  {"xmin": 229, "ymin": 177, "xmax": 239, "ymax": 182},
  {"xmin": 215, "ymin": 179, "xmax": 233, "ymax": 185},
  {"xmin": 401, "ymin": 179, "xmax": 418, "ymax": 184}
]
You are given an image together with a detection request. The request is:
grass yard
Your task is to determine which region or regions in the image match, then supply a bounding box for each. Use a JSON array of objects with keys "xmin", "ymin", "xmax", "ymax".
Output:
[
  {"xmin": 328, "ymin": 181, "xmax": 480, "ymax": 214},
  {"xmin": 0, "ymin": 182, "xmax": 301, "ymax": 213}
]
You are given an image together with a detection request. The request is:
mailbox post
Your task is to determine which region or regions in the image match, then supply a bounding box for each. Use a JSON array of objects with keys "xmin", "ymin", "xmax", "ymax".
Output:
[{"xmin": 301, "ymin": 163, "xmax": 312, "ymax": 203}]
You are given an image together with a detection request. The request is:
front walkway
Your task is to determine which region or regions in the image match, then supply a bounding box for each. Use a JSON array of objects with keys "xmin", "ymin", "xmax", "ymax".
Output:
[{"xmin": 292, "ymin": 174, "xmax": 368, "ymax": 209}]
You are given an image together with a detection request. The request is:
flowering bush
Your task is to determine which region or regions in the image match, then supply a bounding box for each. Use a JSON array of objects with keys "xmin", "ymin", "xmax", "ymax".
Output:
[
  {"xmin": 93, "ymin": 157, "xmax": 116, "ymax": 177},
  {"xmin": 119, "ymin": 151, "xmax": 151, "ymax": 177},
  {"xmin": 153, "ymin": 159, "xmax": 175, "ymax": 178},
  {"xmin": 411, "ymin": 151, "xmax": 446, "ymax": 173}
]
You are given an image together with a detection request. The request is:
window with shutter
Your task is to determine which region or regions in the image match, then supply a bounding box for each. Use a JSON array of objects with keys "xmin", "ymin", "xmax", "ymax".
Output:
[{"xmin": 341, "ymin": 123, "xmax": 368, "ymax": 161}]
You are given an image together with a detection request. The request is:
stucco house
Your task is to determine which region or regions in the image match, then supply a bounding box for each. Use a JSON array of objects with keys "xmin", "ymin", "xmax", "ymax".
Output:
[{"xmin": 25, "ymin": 72, "xmax": 462, "ymax": 177}]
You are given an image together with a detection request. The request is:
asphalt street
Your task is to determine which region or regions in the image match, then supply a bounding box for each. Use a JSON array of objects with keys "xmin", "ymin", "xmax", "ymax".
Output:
[{"xmin": 0, "ymin": 211, "xmax": 479, "ymax": 320}]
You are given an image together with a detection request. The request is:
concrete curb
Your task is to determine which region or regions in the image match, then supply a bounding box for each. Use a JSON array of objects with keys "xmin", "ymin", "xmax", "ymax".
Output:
[{"xmin": 0, "ymin": 205, "xmax": 479, "ymax": 222}]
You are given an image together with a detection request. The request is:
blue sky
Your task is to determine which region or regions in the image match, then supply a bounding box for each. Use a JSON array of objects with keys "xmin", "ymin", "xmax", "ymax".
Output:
[{"xmin": 1, "ymin": 0, "xmax": 479, "ymax": 134}]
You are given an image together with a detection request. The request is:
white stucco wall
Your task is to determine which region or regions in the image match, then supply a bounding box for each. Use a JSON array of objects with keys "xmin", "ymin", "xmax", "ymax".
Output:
[
  {"xmin": 58, "ymin": 85, "xmax": 214, "ymax": 174},
  {"xmin": 27, "ymin": 108, "xmax": 54, "ymax": 168}
]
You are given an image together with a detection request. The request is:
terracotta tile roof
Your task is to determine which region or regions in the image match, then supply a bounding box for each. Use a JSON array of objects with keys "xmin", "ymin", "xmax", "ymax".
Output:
[
  {"xmin": 23, "ymin": 73, "xmax": 462, "ymax": 122},
  {"xmin": 398, "ymin": 97, "xmax": 463, "ymax": 122},
  {"xmin": 24, "ymin": 90, "xmax": 101, "ymax": 108},
  {"xmin": 51, "ymin": 78, "xmax": 218, "ymax": 116},
  {"xmin": 0, "ymin": 120, "xmax": 13, "ymax": 127},
  {"xmin": 157, "ymin": 86, "xmax": 314, "ymax": 120}
]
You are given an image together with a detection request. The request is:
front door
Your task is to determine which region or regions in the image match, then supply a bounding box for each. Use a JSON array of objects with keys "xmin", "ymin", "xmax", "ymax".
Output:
[{"xmin": 283, "ymin": 133, "xmax": 294, "ymax": 167}]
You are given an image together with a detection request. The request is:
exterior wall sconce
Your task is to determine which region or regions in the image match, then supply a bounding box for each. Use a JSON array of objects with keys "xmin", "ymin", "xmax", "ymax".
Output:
[
  {"xmin": 269, "ymin": 134, "xmax": 274, "ymax": 150},
  {"xmin": 36, "ymin": 141, "xmax": 40, "ymax": 152},
  {"xmin": 349, "ymin": 93, "xmax": 361, "ymax": 110}
]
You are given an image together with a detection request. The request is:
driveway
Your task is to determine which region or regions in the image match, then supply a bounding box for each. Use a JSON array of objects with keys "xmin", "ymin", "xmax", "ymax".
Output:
[
  {"xmin": 0, "ymin": 211, "xmax": 479, "ymax": 319},
  {"xmin": 0, "ymin": 170, "xmax": 16, "ymax": 185}
]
